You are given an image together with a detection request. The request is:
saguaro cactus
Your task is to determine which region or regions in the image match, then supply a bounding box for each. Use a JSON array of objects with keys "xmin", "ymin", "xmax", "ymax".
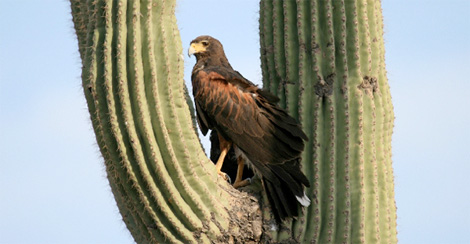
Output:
[
  {"xmin": 70, "ymin": 0, "xmax": 396, "ymax": 243},
  {"xmin": 259, "ymin": 0, "xmax": 397, "ymax": 243},
  {"xmin": 70, "ymin": 0, "xmax": 263, "ymax": 242}
]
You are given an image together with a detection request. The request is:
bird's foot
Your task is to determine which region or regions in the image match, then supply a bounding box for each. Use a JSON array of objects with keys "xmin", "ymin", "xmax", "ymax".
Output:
[
  {"xmin": 218, "ymin": 171, "xmax": 231, "ymax": 184},
  {"xmin": 233, "ymin": 178, "xmax": 251, "ymax": 189}
]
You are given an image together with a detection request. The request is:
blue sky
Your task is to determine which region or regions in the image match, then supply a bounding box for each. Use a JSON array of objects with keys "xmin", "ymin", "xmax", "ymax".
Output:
[{"xmin": 0, "ymin": 0, "xmax": 469, "ymax": 243}]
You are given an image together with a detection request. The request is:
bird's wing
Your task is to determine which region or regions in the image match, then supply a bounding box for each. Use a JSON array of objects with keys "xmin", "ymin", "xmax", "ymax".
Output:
[
  {"xmin": 192, "ymin": 67, "xmax": 306, "ymax": 166},
  {"xmin": 193, "ymin": 67, "xmax": 311, "ymax": 220}
]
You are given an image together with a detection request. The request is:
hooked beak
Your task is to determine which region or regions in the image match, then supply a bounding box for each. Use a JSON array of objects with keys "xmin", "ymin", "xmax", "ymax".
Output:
[
  {"xmin": 188, "ymin": 44, "xmax": 196, "ymax": 57},
  {"xmin": 188, "ymin": 42, "xmax": 206, "ymax": 57}
]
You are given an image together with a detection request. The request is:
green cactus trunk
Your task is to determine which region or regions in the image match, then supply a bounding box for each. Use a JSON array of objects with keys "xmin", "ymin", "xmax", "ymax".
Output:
[
  {"xmin": 70, "ymin": 0, "xmax": 264, "ymax": 242},
  {"xmin": 71, "ymin": 0, "xmax": 396, "ymax": 243},
  {"xmin": 259, "ymin": 0, "xmax": 397, "ymax": 243}
]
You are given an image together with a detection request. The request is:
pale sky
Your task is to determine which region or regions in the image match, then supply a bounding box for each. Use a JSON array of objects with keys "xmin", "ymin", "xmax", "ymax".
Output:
[{"xmin": 1, "ymin": 0, "xmax": 469, "ymax": 243}]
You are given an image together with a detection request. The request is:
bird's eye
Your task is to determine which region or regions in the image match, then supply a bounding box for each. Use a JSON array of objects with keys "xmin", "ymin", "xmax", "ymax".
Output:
[{"xmin": 201, "ymin": 41, "xmax": 209, "ymax": 46}]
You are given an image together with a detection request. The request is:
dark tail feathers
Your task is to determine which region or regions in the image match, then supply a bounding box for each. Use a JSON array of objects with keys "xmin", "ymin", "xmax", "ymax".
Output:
[{"xmin": 262, "ymin": 160, "xmax": 310, "ymax": 222}]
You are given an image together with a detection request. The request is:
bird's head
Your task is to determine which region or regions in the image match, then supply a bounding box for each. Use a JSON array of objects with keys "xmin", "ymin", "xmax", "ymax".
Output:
[{"xmin": 188, "ymin": 35, "xmax": 226, "ymax": 61}]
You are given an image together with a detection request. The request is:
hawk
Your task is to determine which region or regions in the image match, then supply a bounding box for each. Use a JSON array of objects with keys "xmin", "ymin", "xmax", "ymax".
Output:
[{"xmin": 188, "ymin": 35, "xmax": 310, "ymax": 220}]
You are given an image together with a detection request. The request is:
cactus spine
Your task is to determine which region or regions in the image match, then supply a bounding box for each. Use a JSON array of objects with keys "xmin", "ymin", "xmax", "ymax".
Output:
[
  {"xmin": 71, "ymin": 0, "xmax": 396, "ymax": 243},
  {"xmin": 260, "ymin": 0, "xmax": 397, "ymax": 243}
]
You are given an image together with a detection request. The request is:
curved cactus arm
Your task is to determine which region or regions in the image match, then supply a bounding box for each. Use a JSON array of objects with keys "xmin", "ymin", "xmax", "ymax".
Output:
[
  {"xmin": 259, "ymin": 0, "xmax": 397, "ymax": 243},
  {"xmin": 70, "ymin": 0, "xmax": 264, "ymax": 243}
]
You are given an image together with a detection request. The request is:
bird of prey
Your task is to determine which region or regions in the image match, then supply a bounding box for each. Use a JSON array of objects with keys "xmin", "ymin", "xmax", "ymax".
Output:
[{"xmin": 188, "ymin": 35, "xmax": 310, "ymax": 220}]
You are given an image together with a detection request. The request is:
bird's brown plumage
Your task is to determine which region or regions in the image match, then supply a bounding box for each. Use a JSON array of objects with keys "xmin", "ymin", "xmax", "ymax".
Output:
[{"xmin": 189, "ymin": 35, "xmax": 310, "ymax": 221}]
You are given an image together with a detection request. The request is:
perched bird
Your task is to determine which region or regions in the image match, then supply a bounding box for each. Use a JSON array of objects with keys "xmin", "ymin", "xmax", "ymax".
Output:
[{"xmin": 188, "ymin": 35, "xmax": 310, "ymax": 221}]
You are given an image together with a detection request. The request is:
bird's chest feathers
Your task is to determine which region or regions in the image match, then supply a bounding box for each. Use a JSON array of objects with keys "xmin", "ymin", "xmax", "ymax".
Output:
[{"xmin": 195, "ymin": 73, "xmax": 257, "ymax": 106}]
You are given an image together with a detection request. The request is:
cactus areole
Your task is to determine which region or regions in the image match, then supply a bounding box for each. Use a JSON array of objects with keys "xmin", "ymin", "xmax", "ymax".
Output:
[{"xmin": 71, "ymin": 0, "xmax": 396, "ymax": 243}]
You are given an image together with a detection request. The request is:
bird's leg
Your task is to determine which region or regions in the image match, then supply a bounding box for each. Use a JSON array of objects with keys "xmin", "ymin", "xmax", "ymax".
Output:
[
  {"xmin": 233, "ymin": 156, "xmax": 251, "ymax": 189},
  {"xmin": 215, "ymin": 133, "xmax": 231, "ymax": 181}
]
